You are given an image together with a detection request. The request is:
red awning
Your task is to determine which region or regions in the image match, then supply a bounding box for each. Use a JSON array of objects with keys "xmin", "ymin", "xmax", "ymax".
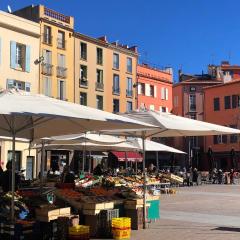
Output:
[{"xmin": 112, "ymin": 151, "xmax": 143, "ymax": 162}]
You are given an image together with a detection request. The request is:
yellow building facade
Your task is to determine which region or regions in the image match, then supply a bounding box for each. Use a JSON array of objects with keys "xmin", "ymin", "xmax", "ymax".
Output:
[
  {"xmin": 74, "ymin": 33, "xmax": 138, "ymax": 113},
  {"xmin": 14, "ymin": 5, "xmax": 75, "ymax": 102}
]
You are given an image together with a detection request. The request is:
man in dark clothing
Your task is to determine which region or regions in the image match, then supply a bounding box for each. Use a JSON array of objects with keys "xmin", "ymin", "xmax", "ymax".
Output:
[
  {"xmin": 2, "ymin": 161, "xmax": 21, "ymax": 193},
  {"xmin": 61, "ymin": 165, "xmax": 75, "ymax": 184}
]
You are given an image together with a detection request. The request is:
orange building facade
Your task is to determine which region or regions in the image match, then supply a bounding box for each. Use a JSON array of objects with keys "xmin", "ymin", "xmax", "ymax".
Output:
[
  {"xmin": 172, "ymin": 73, "xmax": 222, "ymax": 169},
  {"xmin": 204, "ymin": 80, "xmax": 240, "ymax": 170},
  {"xmin": 137, "ymin": 64, "xmax": 173, "ymax": 112}
]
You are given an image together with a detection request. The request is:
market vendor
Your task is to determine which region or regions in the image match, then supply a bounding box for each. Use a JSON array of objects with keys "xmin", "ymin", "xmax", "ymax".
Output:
[
  {"xmin": 93, "ymin": 163, "xmax": 103, "ymax": 176},
  {"xmin": 60, "ymin": 165, "xmax": 75, "ymax": 184},
  {"xmin": 2, "ymin": 161, "xmax": 21, "ymax": 192}
]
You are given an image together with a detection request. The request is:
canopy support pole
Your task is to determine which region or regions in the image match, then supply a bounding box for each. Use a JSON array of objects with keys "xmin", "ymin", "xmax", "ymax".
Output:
[
  {"xmin": 89, "ymin": 151, "xmax": 91, "ymax": 173},
  {"xmin": 142, "ymin": 131, "xmax": 147, "ymax": 229},
  {"xmin": 11, "ymin": 125, "xmax": 16, "ymax": 223},
  {"xmin": 82, "ymin": 133, "xmax": 86, "ymax": 172},
  {"xmin": 156, "ymin": 151, "xmax": 159, "ymax": 172}
]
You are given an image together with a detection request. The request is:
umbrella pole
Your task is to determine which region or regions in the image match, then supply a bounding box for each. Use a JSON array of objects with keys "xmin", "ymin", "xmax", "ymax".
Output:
[
  {"xmin": 11, "ymin": 131, "xmax": 16, "ymax": 222},
  {"xmin": 142, "ymin": 131, "xmax": 147, "ymax": 229},
  {"xmin": 125, "ymin": 151, "xmax": 128, "ymax": 170},
  {"xmin": 156, "ymin": 151, "xmax": 159, "ymax": 172},
  {"xmin": 40, "ymin": 140, "xmax": 46, "ymax": 193},
  {"xmin": 89, "ymin": 151, "xmax": 91, "ymax": 173}
]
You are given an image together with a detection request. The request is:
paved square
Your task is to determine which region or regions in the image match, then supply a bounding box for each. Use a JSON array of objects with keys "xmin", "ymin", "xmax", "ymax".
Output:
[{"xmin": 130, "ymin": 185, "xmax": 240, "ymax": 240}]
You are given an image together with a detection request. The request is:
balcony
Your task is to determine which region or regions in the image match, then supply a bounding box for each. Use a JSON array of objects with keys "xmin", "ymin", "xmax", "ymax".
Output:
[
  {"xmin": 79, "ymin": 78, "xmax": 88, "ymax": 88},
  {"xmin": 41, "ymin": 63, "xmax": 53, "ymax": 76},
  {"xmin": 95, "ymin": 82, "xmax": 104, "ymax": 91},
  {"xmin": 189, "ymin": 104, "xmax": 196, "ymax": 112},
  {"xmin": 57, "ymin": 38, "xmax": 66, "ymax": 50},
  {"xmin": 44, "ymin": 7, "xmax": 70, "ymax": 24},
  {"xmin": 56, "ymin": 66, "xmax": 67, "ymax": 78},
  {"xmin": 42, "ymin": 34, "xmax": 52, "ymax": 45},
  {"xmin": 126, "ymin": 89, "xmax": 133, "ymax": 97},
  {"xmin": 113, "ymin": 87, "xmax": 120, "ymax": 95}
]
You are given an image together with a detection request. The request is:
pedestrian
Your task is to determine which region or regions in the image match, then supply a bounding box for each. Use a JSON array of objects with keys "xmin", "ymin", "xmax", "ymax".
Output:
[{"xmin": 192, "ymin": 168, "xmax": 199, "ymax": 186}]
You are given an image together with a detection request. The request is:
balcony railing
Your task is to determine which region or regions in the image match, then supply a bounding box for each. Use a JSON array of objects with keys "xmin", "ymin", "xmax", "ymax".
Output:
[
  {"xmin": 44, "ymin": 7, "xmax": 70, "ymax": 24},
  {"xmin": 189, "ymin": 104, "xmax": 196, "ymax": 112},
  {"xmin": 113, "ymin": 87, "xmax": 120, "ymax": 95},
  {"xmin": 79, "ymin": 78, "xmax": 88, "ymax": 88},
  {"xmin": 126, "ymin": 89, "xmax": 133, "ymax": 97},
  {"xmin": 42, "ymin": 63, "xmax": 53, "ymax": 76},
  {"xmin": 95, "ymin": 82, "xmax": 104, "ymax": 91},
  {"xmin": 56, "ymin": 66, "xmax": 67, "ymax": 78},
  {"xmin": 42, "ymin": 34, "xmax": 52, "ymax": 45},
  {"xmin": 57, "ymin": 38, "xmax": 66, "ymax": 49}
]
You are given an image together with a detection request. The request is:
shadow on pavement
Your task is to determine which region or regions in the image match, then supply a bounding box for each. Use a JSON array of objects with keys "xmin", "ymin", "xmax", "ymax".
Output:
[{"xmin": 212, "ymin": 227, "xmax": 240, "ymax": 232}]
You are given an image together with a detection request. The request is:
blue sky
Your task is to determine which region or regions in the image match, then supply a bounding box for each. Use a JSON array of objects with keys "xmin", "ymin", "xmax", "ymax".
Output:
[{"xmin": 1, "ymin": 0, "xmax": 240, "ymax": 81}]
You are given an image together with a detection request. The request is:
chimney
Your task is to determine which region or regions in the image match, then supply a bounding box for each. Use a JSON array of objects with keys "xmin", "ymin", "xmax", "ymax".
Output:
[
  {"xmin": 178, "ymin": 69, "xmax": 182, "ymax": 81},
  {"xmin": 98, "ymin": 36, "xmax": 108, "ymax": 42}
]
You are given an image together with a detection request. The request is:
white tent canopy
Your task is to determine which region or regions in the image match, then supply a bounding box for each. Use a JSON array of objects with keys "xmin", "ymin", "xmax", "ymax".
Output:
[{"xmin": 102, "ymin": 110, "xmax": 240, "ymax": 137}]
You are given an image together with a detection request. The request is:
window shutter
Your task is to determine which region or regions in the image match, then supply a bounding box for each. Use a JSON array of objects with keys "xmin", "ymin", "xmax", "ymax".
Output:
[
  {"xmin": 25, "ymin": 45, "xmax": 30, "ymax": 72},
  {"xmin": 48, "ymin": 78, "xmax": 52, "ymax": 96},
  {"xmin": 159, "ymin": 106, "xmax": 163, "ymax": 112},
  {"xmin": 154, "ymin": 86, "xmax": 157, "ymax": 98},
  {"xmin": 166, "ymin": 107, "xmax": 169, "ymax": 112},
  {"xmin": 57, "ymin": 80, "xmax": 60, "ymax": 98},
  {"xmin": 138, "ymin": 84, "xmax": 141, "ymax": 94},
  {"xmin": 25, "ymin": 82, "xmax": 31, "ymax": 92},
  {"xmin": 145, "ymin": 84, "xmax": 150, "ymax": 96},
  {"xmin": 10, "ymin": 41, "xmax": 16, "ymax": 69},
  {"xmin": 149, "ymin": 105, "xmax": 155, "ymax": 110},
  {"xmin": 166, "ymin": 88, "xmax": 169, "ymax": 100},
  {"xmin": 6, "ymin": 79, "xmax": 14, "ymax": 89},
  {"xmin": 161, "ymin": 87, "xmax": 165, "ymax": 99},
  {"xmin": 63, "ymin": 81, "xmax": 66, "ymax": 100}
]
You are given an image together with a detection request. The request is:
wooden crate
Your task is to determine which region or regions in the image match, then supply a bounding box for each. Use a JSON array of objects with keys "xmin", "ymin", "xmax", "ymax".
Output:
[{"xmin": 83, "ymin": 202, "xmax": 105, "ymax": 210}]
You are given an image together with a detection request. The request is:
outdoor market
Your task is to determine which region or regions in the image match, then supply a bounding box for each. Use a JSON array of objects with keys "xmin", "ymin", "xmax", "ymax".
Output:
[{"xmin": 0, "ymin": 89, "xmax": 240, "ymax": 240}]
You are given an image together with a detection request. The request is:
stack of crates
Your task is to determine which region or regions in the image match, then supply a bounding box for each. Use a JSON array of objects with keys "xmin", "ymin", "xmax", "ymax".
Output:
[
  {"xmin": 111, "ymin": 217, "xmax": 131, "ymax": 240},
  {"xmin": 68, "ymin": 225, "xmax": 90, "ymax": 240},
  {"xmin": 98, "ymin": 209, "xmax": 119, "ymax": 238}
]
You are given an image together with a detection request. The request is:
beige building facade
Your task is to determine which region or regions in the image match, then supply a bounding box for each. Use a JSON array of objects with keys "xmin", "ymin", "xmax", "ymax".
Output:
[
  {"xmin": 0, "ymin": 11, "xmax": 40, "ymax": 177},
  {"xmin": 74, "ymin": 33, "xmax": 138, "ymax": 113},
  {"xmin": 14, "ymin": 5, "xmax": 75, "ymax": 102}
]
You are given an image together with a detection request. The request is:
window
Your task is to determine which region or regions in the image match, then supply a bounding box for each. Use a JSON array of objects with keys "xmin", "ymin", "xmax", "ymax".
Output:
[
  {"xmin": 214, "ymin": 135, "xmax": 228, "ymax": 144},
  {"xmin": 126, "ymin": 101, "xmax": 133, "ymax": 112},
  {"xmin": 213, "ymin": 97, "xmax": 220, "ymax": 111},
  {"xmin": 126, "ymin": 77, "xmax": 133, "ymax": 97},
  {"xmin": 160, "ymin": 106, "xmax": 166, "ymax": 112},
  {"xmin": 189, "ymin": 94, "xmax": 196, "ymax": 112},
  {"xmin": 80, "ymin": 92, "xmax": 87, "ymax": 106},
  {"xmin": 127, "ymin": 57, "xmax": 132, "ymax": 73},
  {"xmin": 8, "ymin": 151, "xmax": 21, "ymax": 171},
  {"xmin": 57, "ymin": 31, "xmax": 65, "ymax": 49},
  {"xmin": 113, "ymin": 99, "xmax": 120, "ymax": 113},
  {"xmin": 96, "ymin": 95, "xmax": 103, "ymax": 110},
  {"xmin": 232, "ymin": 95, "xmax": 240, "ymax": 109},
  {"xmin": 80, "ymin": 42, "xmax": 87, "ymax": 60},
  {"xmin": 80, "ymin": 65, "xmax": 88, "ymax": 87},
  {"xmin": 161, "ymin": 87, "xmax": 169, "ymax": 100},
  {"xmin": 42, "ymin": 77, "xmax": 51, "ymax": 96},
  {"xmin": 16, "ymin": 44, "xmax": 25, "ymax": 69},
  {"xmin": 113, "ymin": 53, "xmax": 119, "ymax": 69},
  {"xmin": 96, "ymin": 69, "xmax": 104, "ymax": 90},
  {"xmin": 138, "ymin": 83, "xmax": 145, "ymax": 95},
  {"xmin": 57, "ymin": 80, "xmax": 66, "ymax": 100},
  {"xmin": 96, "ymin": 69, "xmax": 103, "ymax": 83},
  {"xmin": 6, "ymin": 79, "xmax": 31, "ymax": 92},
  {"xmin": 43, "ymin": 25, "xmax": 52, "ymax": 44},
  {"xmin": 57, "ymin": 54, "xmax": 67, "ymax": 78},
  {"xmin": 97, "ymin": 48, "xmax": 103, "ymax": 65},
  {"xmin": 42, "ymin": 50, "xmax": 53, "ymax": 75},
  {"xmin": 224, "ymin": 96, "xmax": 231, "ymax": 109},
  {"xmin": 149, "ymin": 105, "xmax": 155, "ymax": 111},
  {"xmin": 113, "ymin": 74, "xmax": 120, "ymax": 94},
  {"xmin": 230, "ymin": 125, "xmax": 238, "ymax": 143},
  {"xmin": 150, "ymin": 85, "xmax": 154, "ymax": 97}
]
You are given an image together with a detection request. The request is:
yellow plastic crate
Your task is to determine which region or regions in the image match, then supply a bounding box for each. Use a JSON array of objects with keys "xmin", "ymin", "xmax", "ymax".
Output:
[
  {"xmin": 112, "ymin": 228, "xmax": 131, "ymax": 240},
  {"xmin": 69, "ymin": 225, "xmax": 90, "ymax": 235},
  {"xmin": 112, "ymin": 217, "xmax": 131, "ymax": 229}
]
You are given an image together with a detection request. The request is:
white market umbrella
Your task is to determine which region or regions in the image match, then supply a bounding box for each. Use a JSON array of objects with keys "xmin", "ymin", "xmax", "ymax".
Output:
[
  {"xmin": 101, "ymin": 110, "xmax": 240, "ymax": 229},
  {"xmin": 0, "ymin": 90, "xmax": 156, "ymax": 221}
]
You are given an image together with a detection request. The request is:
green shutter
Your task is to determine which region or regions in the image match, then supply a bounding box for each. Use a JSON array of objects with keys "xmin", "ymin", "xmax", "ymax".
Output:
[
  {"xmin": 10, "ymin": 41, "xmax": 16, "ymax": 69},
  {"xmin": 25, "ymin": 45, "xmax": 30, "ymax": 72}
]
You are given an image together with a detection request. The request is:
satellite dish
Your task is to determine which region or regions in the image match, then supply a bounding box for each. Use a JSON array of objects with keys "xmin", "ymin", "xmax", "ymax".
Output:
[{"xmin": 7, "ymin": 5, "xmax": 12, "ymax": 13}]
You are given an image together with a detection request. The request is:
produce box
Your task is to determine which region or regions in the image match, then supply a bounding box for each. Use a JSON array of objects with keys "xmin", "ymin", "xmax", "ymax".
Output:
[
  {"xmin": 83, "ymin": 202, "xmax": 105, "ymax": 210},
  {"xmin": 35, "ymin": 206, "xmax": 60, "ymax": 217}
]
